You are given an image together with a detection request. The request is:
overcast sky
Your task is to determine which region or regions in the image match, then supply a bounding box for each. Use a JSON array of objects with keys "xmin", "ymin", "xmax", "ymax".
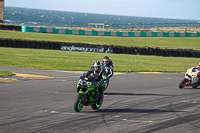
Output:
[{"xmin": 4, "ymin": 0, "xmax": 200, "ymax": 20}]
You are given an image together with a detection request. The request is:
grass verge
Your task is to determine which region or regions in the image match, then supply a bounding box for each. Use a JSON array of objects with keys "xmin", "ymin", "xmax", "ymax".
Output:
[
  {"xmin": 0, "ymin": 47, "xmax": 198, "ymax": 72},
  {"xmin": 0, "ymin": 70, "xmax": 15, "ymax": 77},
  {"xmin": 0, "ymin": 30, "xmax": 200, "ymax": 49}
]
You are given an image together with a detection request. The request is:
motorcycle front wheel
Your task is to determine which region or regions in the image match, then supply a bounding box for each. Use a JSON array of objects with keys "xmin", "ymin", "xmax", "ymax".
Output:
[
  {"xmin": 74, "ymin": 93, "xmax": 84, "ymax": 112},
  {"xmin": 91, "ymin": 95, "xmax": 104, "ymax": 110},
  {"xmin": 179, "ymin": 78, "xmax": 188, "ymax": 89}
]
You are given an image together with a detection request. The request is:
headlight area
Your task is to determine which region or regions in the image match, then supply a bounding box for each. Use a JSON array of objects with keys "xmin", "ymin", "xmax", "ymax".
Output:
[
  {"xmin": 79, "ymin": 79, "xmax": 83, "ymax": 85},
  {"xmin": 86, "ymin": 82, "xmax": 92, "ymax": 86}
]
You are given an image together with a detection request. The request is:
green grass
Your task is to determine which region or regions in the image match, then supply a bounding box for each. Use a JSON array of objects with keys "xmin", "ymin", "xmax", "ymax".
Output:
[
  {"xmin": 0, "ymin": 70, "xmax": 15, "ymax": 77},
  {"xmin": 0, "ymin": 30, "xmax": 199, "ymax": 72},
  {"xmin": 0, "ymin": 47, "xmax": 199, "ymax": 72},
  {"xmin": 0, "ymin": 30, "xmax": 200, "ymax": 49}
]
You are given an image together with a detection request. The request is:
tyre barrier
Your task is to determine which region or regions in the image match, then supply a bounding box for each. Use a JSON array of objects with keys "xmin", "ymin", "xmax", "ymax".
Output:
[
  {"xmin": 0, "ymin": 38, "xmax": 200, "ymax": 58},
  {"xmin": 0, "ymin": 24, "xmax": 21, "ymax": 31}
]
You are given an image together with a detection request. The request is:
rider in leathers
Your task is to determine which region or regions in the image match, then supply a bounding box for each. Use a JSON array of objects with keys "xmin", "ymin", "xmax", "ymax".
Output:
[
  {"xmin": 84, "ymin": 60, "xmax": 108, "ymax": 104},
  {"xmin": 101, "ymin": 56, "xmax": 114, "ymax": 79},
  {"xmin": 193, "ymin": 63, "xmax": 200, "ymax": 78}
]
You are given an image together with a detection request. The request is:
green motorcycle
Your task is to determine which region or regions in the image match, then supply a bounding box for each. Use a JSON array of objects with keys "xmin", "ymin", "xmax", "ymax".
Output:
[{"xmin": 74, "ymin": 73, "xmax": 108, "ymax": 112}]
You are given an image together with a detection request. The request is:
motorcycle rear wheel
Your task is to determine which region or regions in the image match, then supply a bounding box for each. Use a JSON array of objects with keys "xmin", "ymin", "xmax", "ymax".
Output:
[
  {"xmin": 192, "ymin": 83, "xmax": 199, "ymax": 89},
  {"xmin": 179, "ymin": 78, "xmax": 188, "ymax": 89},
  {"xmin": 74, "ymin": 93, "xmax": 84, "ymax": 112}
]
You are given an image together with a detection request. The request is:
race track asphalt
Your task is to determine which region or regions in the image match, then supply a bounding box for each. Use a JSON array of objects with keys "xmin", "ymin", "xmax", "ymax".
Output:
[{"xmin": 1, "ymin": 66, "xmax": 200, "ymax": 133}]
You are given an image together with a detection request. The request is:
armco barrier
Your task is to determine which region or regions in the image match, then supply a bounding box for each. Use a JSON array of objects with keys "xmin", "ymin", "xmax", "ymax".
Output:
[
  {"xmin": 21, "ymin": 26, "xmax": 200, "ymax": 37},
  {"xmin": 0, "ymin": 38, "xmax": 200, "ymax": 58}
]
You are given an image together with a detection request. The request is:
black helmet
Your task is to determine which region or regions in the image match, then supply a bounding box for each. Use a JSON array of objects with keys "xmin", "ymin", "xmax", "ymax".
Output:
[{"xmin": 92, "ymin": 60, "xmax": 102, "ymax": 74}]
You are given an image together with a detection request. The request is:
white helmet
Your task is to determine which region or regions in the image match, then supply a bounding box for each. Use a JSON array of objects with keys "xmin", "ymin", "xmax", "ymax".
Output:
[{"xmin": 92, "ymin": 60, "xmax": 102, "ymax": 75}]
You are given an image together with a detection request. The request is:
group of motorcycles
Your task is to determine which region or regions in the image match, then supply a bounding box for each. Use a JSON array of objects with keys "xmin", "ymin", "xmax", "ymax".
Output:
[{"xmin": 74, "ymin": 64, "xmax": 200, "ymax": 112}]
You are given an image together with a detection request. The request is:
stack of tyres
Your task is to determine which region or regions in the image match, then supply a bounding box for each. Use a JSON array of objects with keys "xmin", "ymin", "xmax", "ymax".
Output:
[
  {"xmin": 134, "ymin": 47, "xmax": 140, "ymax": 55},
  {"xmin": 114, "ymin": 46, "xmax": 121, "ymax": 54},
  {"xmin": 121, "ymin": 47, "xmax": 126, "ymax": 54},
  {"xmin": 7, "ymin": 39, "xmax": 12, "ymax": 47},
  {"xmin": 148, "ymin": 47, "xmax": 155, "ymax": 55},
  {"xmin": 154, "ymin": 48, "xmax": 161, "ymax": 56},
  {"xmin": 44, "ymin": 41, "xmax": 49, "ymax": 49},
  {"xmin": 35, "ymin": 41, "xmax": 41, "ymax": 49},
  {"xmin": 40, "ymin": 41, "xmax": 45, "ymax": 49},
  {"xmin": 12, "ymin": 39, "xmax": 17, "ymax": 48},
  {"xmin": 16, "ymin": 39, "xmax": 22, "ymax": 48},
  {"xmin": 54, "ymin": 41, "xmax": 60, "ymax": 50},
  {"xmin": 128, "ymin": 47, "xmax": 135, "ymax": 54},
  {"xmin": 0, "ymin": 38, "xmax": 4, "ymax": 47}
]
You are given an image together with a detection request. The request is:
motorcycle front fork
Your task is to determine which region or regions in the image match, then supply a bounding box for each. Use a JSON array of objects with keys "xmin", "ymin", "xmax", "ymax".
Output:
[{"xmin": 185, "ymin": 78, "xmax": 191, "ymax": 85}]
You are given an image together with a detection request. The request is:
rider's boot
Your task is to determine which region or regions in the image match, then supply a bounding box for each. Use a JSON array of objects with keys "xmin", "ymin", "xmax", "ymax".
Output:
[{"xmin": 97, "ymin": 88, "xmax": 103, "ymax": 104}]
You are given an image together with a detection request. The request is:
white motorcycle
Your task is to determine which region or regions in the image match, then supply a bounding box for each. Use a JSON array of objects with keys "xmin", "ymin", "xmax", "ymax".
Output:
[{"xmin": 179, "ymin": 67, "xmax": 200, "ymax": 89}]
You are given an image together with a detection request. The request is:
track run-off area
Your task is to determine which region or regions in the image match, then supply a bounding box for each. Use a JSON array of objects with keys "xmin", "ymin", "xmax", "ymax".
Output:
[{"xmin": 1, "ymin": 66, "xmax": 200, "ymax": 133}]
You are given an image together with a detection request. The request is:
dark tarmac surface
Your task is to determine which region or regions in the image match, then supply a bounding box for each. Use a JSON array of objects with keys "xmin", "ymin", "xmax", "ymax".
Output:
[{"xmin": 1, "ymin": 66, "xmax": 200, "ymax": 133}]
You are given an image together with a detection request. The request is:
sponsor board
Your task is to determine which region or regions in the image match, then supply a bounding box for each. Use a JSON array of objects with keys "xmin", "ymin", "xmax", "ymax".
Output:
[{"xmin": 61, "ymin": 45, "xmax": 113, "ymax": 53}]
